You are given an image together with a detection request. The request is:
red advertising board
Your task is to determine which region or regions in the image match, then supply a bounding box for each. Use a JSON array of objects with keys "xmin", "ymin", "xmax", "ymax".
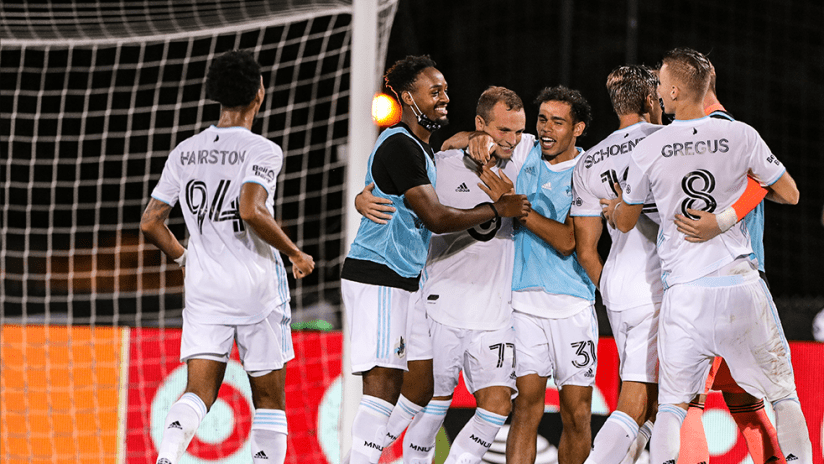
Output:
[{"xmin": 122, "ymin": 331, "xmax": 823, "ymax": 464}]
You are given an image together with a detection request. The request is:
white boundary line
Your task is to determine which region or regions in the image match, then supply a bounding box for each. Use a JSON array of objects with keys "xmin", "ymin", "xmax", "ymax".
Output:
[{"xmin": 116, "ymin": 326, "xmax": 130, "ymax": 464}]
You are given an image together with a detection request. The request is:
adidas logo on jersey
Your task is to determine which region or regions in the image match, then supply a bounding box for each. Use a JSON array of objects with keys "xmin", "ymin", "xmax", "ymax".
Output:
[
  {"xmin": 584, "ymin": 368, "xmax": 594, "ymax": 378},
  {"xmin": 254, "ymin": 450, "xmax": 269, "ymax": 459},
  {"xmin": 455, "ymin": 182, "xmax": 470, "ymax": 192},
  {"xmin": 168, "ymin": 421, "xmax": 182, "ymax": 430},
  {"xmin": 542, "ymin": 181, "xmax": 553, "ymax": 191}
]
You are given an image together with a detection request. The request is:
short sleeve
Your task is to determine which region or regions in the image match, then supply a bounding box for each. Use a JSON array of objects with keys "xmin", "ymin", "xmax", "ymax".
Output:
[
  {"xmin": 744, "ymin": 125, "xmax": 786, "ymax": 187},
  {"xmin": 622, "ymin": 153, "xmax": 651, "ymax": 206},
  {"xmin": 241, "ymin": 140, "xmax": 284, "ymax": 197},
  {"xmin": 570, "ymin": 164, "xmax": 602, "ymax": 217},
  {"xmin": 151, "ymin": 150, "xmax": 182, "ymax": 206},
  {"xmin": 372, "ymin": 134, "xmax": 432, "ymax": 195}
]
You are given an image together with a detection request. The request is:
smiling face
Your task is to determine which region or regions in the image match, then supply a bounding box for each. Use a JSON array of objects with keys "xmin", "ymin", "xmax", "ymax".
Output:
[
  {"xmin": 475, "ymin": 101, "xmax": 526, "ymax": 160},
  {"xmin": 535, "ymin": 100, "xmax": 584, "ymax": 161},
  {"xmin": 405, "ymin": 67, "xmax": 449, "ymax": 125}
]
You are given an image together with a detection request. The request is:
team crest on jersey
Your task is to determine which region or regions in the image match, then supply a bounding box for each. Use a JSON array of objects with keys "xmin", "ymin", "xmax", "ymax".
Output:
[
  {"xmin": 574, "ymin": 197, "xmax": 583, "ymax": 207},
  {"xmin": 565, "ymin": 185, "xmax": 572, "ymax": 197},
  {"xmin": 395, "ymin": 336, "xmax": 406, "ymax": 359},
  {"xmin": 624, "ymin": 183, "xmax": 631, "ymax": 194}
]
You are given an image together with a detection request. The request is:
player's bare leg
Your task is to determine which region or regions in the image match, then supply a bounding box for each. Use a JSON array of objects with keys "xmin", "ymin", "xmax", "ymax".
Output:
[
  {"xmin": 558, "ymin": 384, "xmax": 593, "ymax": 464},
  {"xmin": 586, "ymin": 381, "xmax": 656, "ymax": 464},
  {"xmin": 506, "ymin": 373, "xmax": 548, "ymax": 464},
  {"xmin": 443, "ymin": 385, "xmax": 512, "ymax": 464},
  {"xmin": 248, "ymin": 367, "xmax": 289, "ymax": 464},
  {"xmin": 155, "ymin": 359, "xmax": 226, "ymax": 464}
]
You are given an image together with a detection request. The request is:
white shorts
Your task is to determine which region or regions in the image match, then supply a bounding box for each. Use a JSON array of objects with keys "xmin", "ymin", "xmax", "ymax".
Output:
[
  {"xmin": 608, "ymin": 303, "xmax": 660, "ymax": 384},
  {"xmin": 341, "ymin": 279, "xmax": 415, "ymax": 374},
  {"xmin": 513, "ymin": 306, "xmax": 599, "ymax": 388},
  {"xmin": 657, "ymin": 272, "xmax": 796, "ymax": 405},
  {"xmin": 430, "ymin": 319, "xmax": 517, "ymax": 397},
  {"xmin": 180, "ymin": 302, "xmax": 294, "ymax": 373},
  {"xmin": 407, "ymin": 289, "xmax": 434, "ymax": 362}
]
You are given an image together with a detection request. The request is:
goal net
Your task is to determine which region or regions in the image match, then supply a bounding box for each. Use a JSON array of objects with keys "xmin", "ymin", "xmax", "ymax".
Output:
[{"xmin": 0, "ymin": 1, "xmax": 397, "ymax": 463}]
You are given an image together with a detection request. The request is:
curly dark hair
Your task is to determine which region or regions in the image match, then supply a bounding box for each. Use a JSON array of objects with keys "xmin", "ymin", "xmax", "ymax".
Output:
[
  {"xmin": 383, "ymin": 55, "xmax": 437, "ymax": 105},
  {"xmin": 534, "ymin": 85, "xmax": 592, "ymax": 136},
  {"xmin": 206, "ymin": 50, "xmax": 262, "ymax": 108}
]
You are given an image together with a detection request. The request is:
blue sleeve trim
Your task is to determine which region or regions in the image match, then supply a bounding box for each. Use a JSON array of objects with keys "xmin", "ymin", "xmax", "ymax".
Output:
[
  {"xmin": 151, "ymin": 194, "xmax": 172, "ymax": 205},
  {"xmin": 763, "ymin": 166, "xmax": 787, "ymax": 187},
  {"xmin": 242, "ymin": 179, "xmax": 271, "ymax": 196}
]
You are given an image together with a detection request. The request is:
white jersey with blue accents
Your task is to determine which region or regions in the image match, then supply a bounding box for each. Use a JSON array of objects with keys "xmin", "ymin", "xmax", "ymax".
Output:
[
  {"xmin": 571, "ymin": 122, "xmax": 664, "ymax": 310},
  {"xmin": 151, "ymin": 125, "xmax": 290, "ymax": 324},
  {"xmin": 622, "ymin": 117, "xmax": 786, "ymax": 287},
  {"xmin": 421, "ymin": 134, "xmax": 533, "ymax": 331}
]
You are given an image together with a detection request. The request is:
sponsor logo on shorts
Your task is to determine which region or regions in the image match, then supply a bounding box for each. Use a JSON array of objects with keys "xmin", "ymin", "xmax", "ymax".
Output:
[
  {"xmin": 786, "ymin": 454, "xmax": 798, "ymax": 462},
  {"xmin": 254, "ymin": 450, "xmax": 269, "ymax": 459},
  {"xmin": 168, "ymin": 421, "xmax": 182, "ymax": 429}
]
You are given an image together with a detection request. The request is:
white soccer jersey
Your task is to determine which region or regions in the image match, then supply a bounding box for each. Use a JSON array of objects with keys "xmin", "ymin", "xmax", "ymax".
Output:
[
  {"xmin": 622, "ymin": 117, "xmax": 786, "ymax": 287},
  {"xmin": 571, "ymin": 122, "xmax": 664, "ymax": 310},
  {"xmin": 421, "ymin": 134, "xmax": 533, "ymax": 331},
  {"xmin": 151, "ymin": 125, "xmax": 290, "ymax": 325}
]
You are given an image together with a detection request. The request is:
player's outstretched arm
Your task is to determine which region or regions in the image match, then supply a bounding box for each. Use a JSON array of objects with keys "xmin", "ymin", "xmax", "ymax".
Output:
[
  {"xmin": 140, "ymin": 198, "xmax": 186, "ymax": 265},
  {"xmin": 518, "ymin": 210, "xmax": 576, "ymax": 256},
  {"xmin": 404, "ymin": 183, "xmax": 530, "ymax": 234},
  {"xmin": 239, "ymin": 182, "xmax": 315, "ymax": 279},
  {"xmin": 573, "ymin": 216, "xmax": 604, "ymax": 287},
  {"xmin": 355, "ymin": 182, "xmax": 396, "ymax": 225},
  {"xmin": 675, "ymin": 176, "xmax": 768, "ymax": 242}
]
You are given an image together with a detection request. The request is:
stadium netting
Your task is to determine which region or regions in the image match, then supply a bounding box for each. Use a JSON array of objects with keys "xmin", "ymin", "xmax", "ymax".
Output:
[{"xmin": 0, "ymin": 1, "xmax": 398, "ymax": 463}]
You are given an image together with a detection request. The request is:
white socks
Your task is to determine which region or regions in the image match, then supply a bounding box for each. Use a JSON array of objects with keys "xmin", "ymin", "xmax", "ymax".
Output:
[
  {"xmin": 772, "ymin": 397, "xmax": 813, "ymax": 464},
  {"xmin": 620, "ymin": 420, "xmax": 653, "ymax": 464},
  {"xmin": 649, "ymin": 405, "xmax": 686, "ymax": 464},
  {"xmin": 585, "ymin": 411, "xmax": 640, "ymax": 464},
  {"xmin": 251, "ymin": 409, "xmax": 288, "ymax": 464},
  {"xmin": 156, "ymin": 392, "xmax": 207, "ymax": 464},
  {"xmin": 350, "ymin": 396, "xmax": 394, "ymax": 464},
  {"xmin": 384, "ymin": 394, "xmax": 425, "ymax": 448},
  {"xmin": 404, "ymin": 399, "xmax": 451, "ymax": 464},
  {"xmin": 444, "ymin": 408, "xmax": 507, "ymax": 464}
]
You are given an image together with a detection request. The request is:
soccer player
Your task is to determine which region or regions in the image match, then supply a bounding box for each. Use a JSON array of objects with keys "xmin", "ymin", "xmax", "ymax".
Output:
[
  {"xmin": 603, "ymin": 47, "xmax": 812, "ymax": 464},
  {"xmin": 340, "ymin": 55, "xmax": 530, "ymax": 464},
  {"xmin": 571, "ymin": 65, "xmax": 663, "ymax": 464},
  {"xmin": 506, "ymin": 86, "xmax": 597, "ymax": 464},
  {"xmin": 140, "ymin": 50, "xmax": 315, "ymax": 464},
  {"xmin": 673, "ymin": 61, "xmax": 787, "ymax": 464},
  {"xmin": 394, "ymin": 86, "xmax": 530, "ymax": 464}
]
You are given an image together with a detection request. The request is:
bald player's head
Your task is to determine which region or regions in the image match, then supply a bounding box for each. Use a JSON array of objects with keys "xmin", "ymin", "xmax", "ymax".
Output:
[{"xmin": 660, "ymin": 48, "xmax": 713, "ymax": 103}]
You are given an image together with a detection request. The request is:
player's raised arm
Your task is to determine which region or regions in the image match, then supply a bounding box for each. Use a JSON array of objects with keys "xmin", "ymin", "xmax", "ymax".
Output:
[
  {"xmin": 239, "ymin": 182, "xmax": 314, "ymax": 278},
  {"xmin": 140, "ymin": 198, "xmax": 186, "ymax": 264}
]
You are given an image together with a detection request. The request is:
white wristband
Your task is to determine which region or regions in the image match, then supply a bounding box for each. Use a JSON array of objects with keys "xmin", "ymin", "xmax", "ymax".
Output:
[
  {"xmin": 174, "ymin": 249, "xmax": 187, "ymax": 267},
  {"xmin": 716, "ymin": 207, "xmax": 738, "ymax": 232}
]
